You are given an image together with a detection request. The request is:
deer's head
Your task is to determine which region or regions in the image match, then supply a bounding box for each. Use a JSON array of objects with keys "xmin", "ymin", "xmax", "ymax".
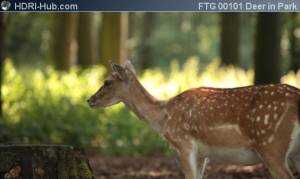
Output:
[{"xmin": 87, "ymin": 61, "xmax": 136, "ymax": 108}]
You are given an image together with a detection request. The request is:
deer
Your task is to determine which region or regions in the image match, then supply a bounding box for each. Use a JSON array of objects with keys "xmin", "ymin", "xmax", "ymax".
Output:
[{"xmin": 87, "ymin": 61, "xmax": 300, "ymax": 179}]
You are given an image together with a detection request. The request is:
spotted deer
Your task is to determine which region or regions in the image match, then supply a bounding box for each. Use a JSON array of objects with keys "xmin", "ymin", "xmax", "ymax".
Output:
[{"xmin": 88, "ymin": 61, "xmax": 300, "ymax": 179}]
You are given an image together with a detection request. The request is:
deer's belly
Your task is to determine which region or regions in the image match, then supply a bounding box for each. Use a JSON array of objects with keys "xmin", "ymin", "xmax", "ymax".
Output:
[
  {"xmin": 287, "ymin": 122, "xmax": 300, "ymax": 160},
  {"xmin": 196, "ymin": 141, "xmax": 261, "ymax": 165},
  {"xmin": 194, "ymin": 124, "xmax": 253, "ymax": 148}
]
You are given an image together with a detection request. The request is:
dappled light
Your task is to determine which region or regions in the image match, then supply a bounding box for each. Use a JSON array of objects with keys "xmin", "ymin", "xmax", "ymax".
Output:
[
  {"xmin": 1, "ymin": 12, "xmax": 300, "ymax": 179},
  {"xmin": 2, "ymin": 58, "xmax": 300, "ymax": 156}
]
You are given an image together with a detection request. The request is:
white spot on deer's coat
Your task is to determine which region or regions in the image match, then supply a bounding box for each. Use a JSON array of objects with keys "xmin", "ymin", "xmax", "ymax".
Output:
[
  {"xmin": 268, "ymin": 135, "xmax": 275, "ymax": 143},
  {"xmin": 259, "ymin": 105, "xmax": 263, "ymax": 109},
  {"xmin": 264, "ymin": 115, "xmax": 269, "ymax": 125},
  {"xmin": 184, "ymin": 123, "xmax": 190, "ymax": 130},
  {"xmin": 188, "ymin": 109, "xmax": 192, "ymax": 118},
  {"xmin": 256, "ymin": 116, "xmax": 261, "ymax": 122},
  {"xmin": 267, "ymin": 104, "xmax": 271, "ymax": 109}
]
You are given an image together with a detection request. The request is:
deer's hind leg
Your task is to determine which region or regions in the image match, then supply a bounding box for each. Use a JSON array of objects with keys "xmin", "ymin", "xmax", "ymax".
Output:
[
  {"xmin": 253, "ymin": 103, "xmax": 299, "ymax": 179},
  {"xmin": 254, "ymin": 129, "xmax": 295, "ymax": 178},
  {"xmin": 286, "ymin": 122, "xmax": 300, "ymax": 174},
  {"xmin": 256, "ymin": 148, "xmax": 294, "ymax": 179}
]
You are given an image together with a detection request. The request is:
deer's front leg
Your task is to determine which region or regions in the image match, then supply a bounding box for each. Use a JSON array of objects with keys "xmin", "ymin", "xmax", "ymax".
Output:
[
  {"xmin": 178, "ymin": 150, "xmax": 194, "ymax": 179},
  {"xmin": 177, "ymin": 142, "xmax": 207, "ymax": 179}
]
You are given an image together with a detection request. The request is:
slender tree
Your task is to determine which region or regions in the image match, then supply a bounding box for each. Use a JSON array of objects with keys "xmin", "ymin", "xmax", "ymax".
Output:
[
  {"xmin": 77, "ymin": 13, "xmax": 98, "ymax": 68},
  {"xmin": 139, "ymin": 13, "xmax": 156, "ymax": 69},
  {"xmin": 99, "ymin": 13, "xmax": 128, "ymax": 72},
  {"xmin": 254, "ymin": 13, "xmax": 282, "ymax": 85},
  {"xmin": 290, "ymin": 13, "xmax": 300, "ymax": 73},
  {"xmin": 49, "ymin": 13, "xmax": 78, "ymax": 71},
  {"xmin": 220, "ymin": 13, "xmax": 240, "ymax": 66},
  {"xmin": 128, "ymin": 13, "xmax": 135, "ymax": 39},
  {"xmin": 0, "ymin": 13, "xmax": 6, "ymax": 116},
  {"xmin": 127, "ymin": 12, "xmax": 136, "ymax": 61}
]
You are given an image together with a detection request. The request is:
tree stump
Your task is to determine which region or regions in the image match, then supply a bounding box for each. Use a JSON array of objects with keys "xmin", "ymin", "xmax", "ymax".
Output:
[{"xmin": 0, "ymin": 144, "xmax": 94, "ymax": 179}]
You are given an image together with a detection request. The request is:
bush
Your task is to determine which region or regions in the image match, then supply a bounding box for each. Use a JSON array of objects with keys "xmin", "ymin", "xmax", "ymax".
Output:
[
  {"xmin": 1, "ymin": 58, "xmax": 300, "ymax": 155},
  {"xmin": 1, "ymin": 60, "xmax": 168, "ymax": 155}
]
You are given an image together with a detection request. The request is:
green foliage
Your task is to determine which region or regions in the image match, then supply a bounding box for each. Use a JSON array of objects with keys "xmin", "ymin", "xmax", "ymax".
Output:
[
  {"xmin": 2, "ymin": 58, "xmax": 300, "ymax": 155},
  {"xmin": 1, "ymin": 60, "xmax": 168, "ymax": 155},
  {"xmin": 6, "ymin": 13, "xmax": 49, "ymax": 67},
  {"xmin": 131, "ymin": 13, "xmax": 221, "ymax": 69}
]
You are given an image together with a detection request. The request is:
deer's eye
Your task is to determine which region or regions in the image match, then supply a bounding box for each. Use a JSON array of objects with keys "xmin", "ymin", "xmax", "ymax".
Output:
[{"xmin": 104, "ymin": 80, "xmax": 112, "ymax": 86}]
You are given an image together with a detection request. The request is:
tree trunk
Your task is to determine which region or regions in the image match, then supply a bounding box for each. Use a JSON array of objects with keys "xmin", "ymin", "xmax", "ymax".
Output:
[
  {"xmin": 220, "ymin": 12, "xmax": 240, "ymax": 66},
  {"xmin": 99, "ymin": 13, "xmax": 128, "ymax": 73},
  {"xmin": 127, "ymin": 12, "xmax": 136, "ymax": 61},
  {"xmin": 77, "ymin": 13, "xmax": 98, "ymax": 68},
  {"xmin": 139, "ymin": 13, "xmax": 156, "ymax": 69},
  {"xmin": 254, "ymin": 13, "xmax": 282, "ymax": 85},
  {"xmin": 128, "ymin": 13, "xmax": 135, "ymax": 39},
  {"xmin": 49, "ymin": 13, "xmax": 78, "ymax": 71},
  {"xmin": 0, "ymin": 13, "xmax": 6, "ymax": 117},
  {"xmin": 290, "ymin": 13, "xmax": 300, "ymax": 73},
  {"xmin": 0, "ymin": 145, "xmax": 93, "ymax": 179}
]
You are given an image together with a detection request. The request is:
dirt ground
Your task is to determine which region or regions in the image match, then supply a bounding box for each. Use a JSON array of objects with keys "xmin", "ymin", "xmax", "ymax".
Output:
[{"xmin": 88, "ymin": 155, "xmax": 297, "ymax": 179}]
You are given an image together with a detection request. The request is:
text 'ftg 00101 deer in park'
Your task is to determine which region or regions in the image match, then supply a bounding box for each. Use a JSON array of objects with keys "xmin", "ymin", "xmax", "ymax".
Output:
[{"xmin": 87, "ymin": 61, "xmax": 300, "ymax": 179}]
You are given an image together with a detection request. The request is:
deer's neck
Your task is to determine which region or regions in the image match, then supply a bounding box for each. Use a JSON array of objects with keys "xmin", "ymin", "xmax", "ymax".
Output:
[{"xmin": 122, "ymin": 79, "xmax": 166, "ymax": 130}]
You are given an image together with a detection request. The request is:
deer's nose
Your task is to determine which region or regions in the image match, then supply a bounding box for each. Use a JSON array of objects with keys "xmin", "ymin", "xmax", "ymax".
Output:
[{"xmin": 87, "ymin": 99, "xmax": 91, "ymax": 103}]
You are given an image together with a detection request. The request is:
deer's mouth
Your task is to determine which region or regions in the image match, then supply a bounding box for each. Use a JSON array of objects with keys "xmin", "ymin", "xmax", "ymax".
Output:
[
  {"xmin": 87, "ymin": 97, "xmax": 121, "ymax": 108},
  {"xmin": 88, "ymin": 102, "xmax": 98, "ymax": 108},
  {"xmin": 87, "ymin": 99, "xmax": 100, "ymax": 108},
  {"xmin": 88, "ymin": 100, "xmax": 110, "ymax": 108}
]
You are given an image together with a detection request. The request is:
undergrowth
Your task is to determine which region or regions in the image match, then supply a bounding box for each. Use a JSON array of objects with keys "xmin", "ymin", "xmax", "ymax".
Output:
[{"xmin": 1, "ymin": 57, "xmax": 300, "ymax": 155}]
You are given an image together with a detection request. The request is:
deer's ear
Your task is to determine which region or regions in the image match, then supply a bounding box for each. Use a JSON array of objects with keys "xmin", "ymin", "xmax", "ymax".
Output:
[
  {"xmin": 111, "ymin": 63, "xmax": 128, "ymax": 81},
  {"xmin": 124, "ymin": 60, "xmax": 136, "ymax": 74}
]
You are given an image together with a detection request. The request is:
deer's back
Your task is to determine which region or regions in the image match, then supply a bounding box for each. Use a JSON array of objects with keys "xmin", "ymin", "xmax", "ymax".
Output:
[{"xmin": 164, "ymin": 84, "xmax": 300, "ymax": 148}]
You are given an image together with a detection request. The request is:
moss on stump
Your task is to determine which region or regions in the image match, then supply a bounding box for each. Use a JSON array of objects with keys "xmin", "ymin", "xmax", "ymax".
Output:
[{"xmin": 0, "ymin": 144, "xmax": 94, "ymax": 179}]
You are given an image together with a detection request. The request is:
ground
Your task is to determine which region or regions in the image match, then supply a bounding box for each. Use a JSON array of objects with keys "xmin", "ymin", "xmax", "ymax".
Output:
[{"xmin": 88, "ymin": 155, "xmax": 295, "ymax": 179}]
